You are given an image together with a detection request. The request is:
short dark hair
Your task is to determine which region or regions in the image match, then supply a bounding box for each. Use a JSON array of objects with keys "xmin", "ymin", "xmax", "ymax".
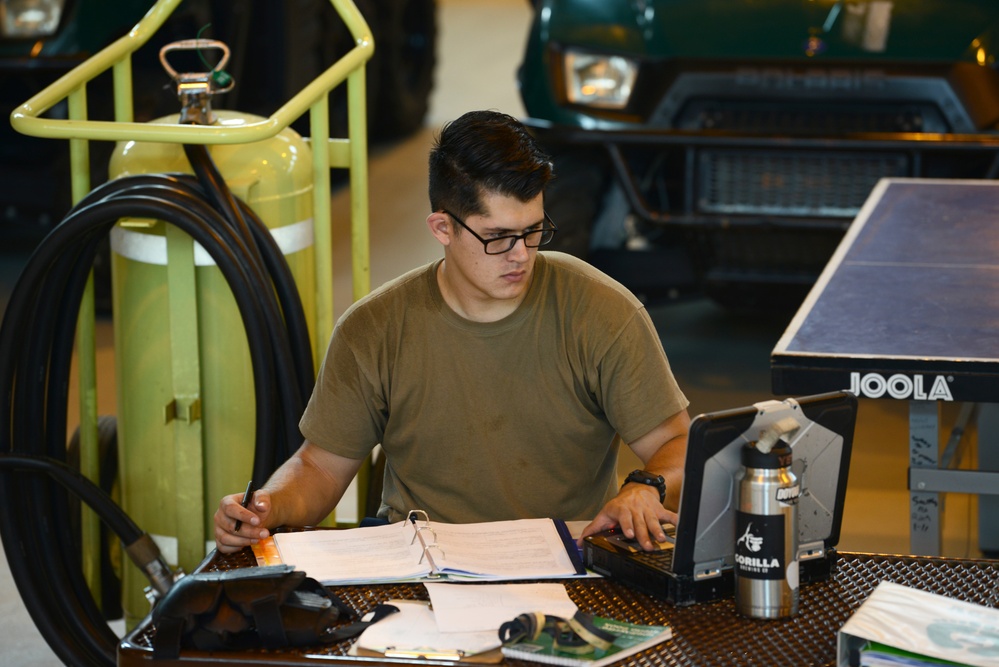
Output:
[{"xmin": 428, "ymin": 110, "xmax": 552, "ymax": 218}]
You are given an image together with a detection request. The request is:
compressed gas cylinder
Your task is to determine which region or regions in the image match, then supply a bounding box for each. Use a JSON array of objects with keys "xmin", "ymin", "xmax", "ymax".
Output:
[{"xmin": 108, "ymin": 110, "xmax": 316, "ymax": 626}]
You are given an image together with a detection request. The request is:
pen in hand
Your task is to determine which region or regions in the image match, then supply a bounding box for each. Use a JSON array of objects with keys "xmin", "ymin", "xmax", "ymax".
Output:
[{"xmin": 233, "ymin": 479, "xmax": 255, "ymax": 533}]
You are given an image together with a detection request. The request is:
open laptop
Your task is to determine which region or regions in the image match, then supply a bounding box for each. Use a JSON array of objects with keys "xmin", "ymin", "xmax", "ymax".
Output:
[{"xmin": 583, "ymin": 391, "xmax": 858, "ymax": 606}]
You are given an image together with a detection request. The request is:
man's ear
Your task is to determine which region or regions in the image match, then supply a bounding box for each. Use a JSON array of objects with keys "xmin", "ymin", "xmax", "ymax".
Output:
[{"xmin": 426, "ymin": 211, "xmax": 453, "ymax": 246}]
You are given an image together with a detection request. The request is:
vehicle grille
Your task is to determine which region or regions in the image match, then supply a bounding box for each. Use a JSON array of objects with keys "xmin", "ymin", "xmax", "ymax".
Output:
[
  {"xmin": 697, "ymin": 150, "xmax": 909, "ymax": 218},
  {"xmin": 683, "ymin": 103, "xmax": 936, "ymax": 134}
]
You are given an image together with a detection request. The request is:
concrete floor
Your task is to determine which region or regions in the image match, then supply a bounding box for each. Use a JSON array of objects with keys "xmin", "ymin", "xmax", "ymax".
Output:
[{"xmin": 0, "ymin": 0, "xmax": 985, "ymax": 663}]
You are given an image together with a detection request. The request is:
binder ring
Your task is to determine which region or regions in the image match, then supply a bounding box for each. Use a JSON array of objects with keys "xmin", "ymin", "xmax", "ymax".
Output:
[
  {"xmin": 419, "ymin": 543, "xmax": 445, "ymax": 565},
  {"xmin": 411, "ymin": 524, "xmax": 437, "ymax": 546}
]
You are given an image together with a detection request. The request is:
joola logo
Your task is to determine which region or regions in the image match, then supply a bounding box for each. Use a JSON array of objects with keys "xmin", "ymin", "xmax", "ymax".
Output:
[{"xmin": 847, "ymin": 372, "xmax": 953, "ymax": 401}]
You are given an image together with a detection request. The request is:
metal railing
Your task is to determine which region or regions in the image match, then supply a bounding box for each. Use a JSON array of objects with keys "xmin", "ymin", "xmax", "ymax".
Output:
[{"xmin": 9, "ymin": 0, "xmax": 374, "ymax": 604}]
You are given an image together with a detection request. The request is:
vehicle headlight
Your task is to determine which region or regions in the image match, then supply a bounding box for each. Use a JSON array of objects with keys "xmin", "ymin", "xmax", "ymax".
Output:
[
  {"xmin": 1, "ymin": 0, "xmax": 65, "ymax": 39},
  {"xmin": 564, "ymin": 50, "xmax": 638, "ymax": 109}
]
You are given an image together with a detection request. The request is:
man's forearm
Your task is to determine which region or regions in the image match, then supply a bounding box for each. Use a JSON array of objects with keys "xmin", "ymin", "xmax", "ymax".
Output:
[
  {"xmin": 640, "ymin": 434, "xmax": 686, "ymax": 511},
  {"xmin": 627, "ymin": 410, "xmax": 690, "ymax": 512},
  {"xmin": 263, "ymin": 442, "xmax": 363, "ymax": 528}
]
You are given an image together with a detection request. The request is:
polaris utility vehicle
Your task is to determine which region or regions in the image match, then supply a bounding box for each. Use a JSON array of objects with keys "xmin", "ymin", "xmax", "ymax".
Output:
[{"xmin": 518, "ymin": 0, "xmax": 999, "ymax": 308}]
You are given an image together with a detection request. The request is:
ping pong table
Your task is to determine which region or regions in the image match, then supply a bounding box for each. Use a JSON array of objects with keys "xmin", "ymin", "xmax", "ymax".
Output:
[{"xmin": 771, "ymin": 177, "xmax": 999, "ymax": 557}]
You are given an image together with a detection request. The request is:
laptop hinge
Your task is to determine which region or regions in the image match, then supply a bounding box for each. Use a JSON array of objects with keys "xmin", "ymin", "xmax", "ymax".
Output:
[
  {"xmin": 693, "ymin": 561, "xmax": 725, "ymax": 581},
  {"xmin": 799, "ymin": 541, "xmax": 826, "ymax": 562}
]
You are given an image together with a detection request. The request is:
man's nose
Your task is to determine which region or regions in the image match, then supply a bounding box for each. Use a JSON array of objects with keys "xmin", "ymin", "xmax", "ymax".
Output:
[{"xmin": 508, "ymin": 235, "xmax": 530, "ymax": 260}]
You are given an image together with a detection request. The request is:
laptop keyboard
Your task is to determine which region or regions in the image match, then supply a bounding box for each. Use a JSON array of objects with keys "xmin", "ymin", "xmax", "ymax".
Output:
[
  {"xmin": 602, "ymin": 524, "xmax": 677, "ymax": 571},
  {"xmin": 625, "ymin": 545, "xmax": 676, "ymax": 571}
]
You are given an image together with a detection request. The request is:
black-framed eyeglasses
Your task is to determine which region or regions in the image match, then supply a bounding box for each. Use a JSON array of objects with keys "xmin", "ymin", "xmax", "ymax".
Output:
[{"xmin": 442, "ymin": 209, "xmax": 558, "ymax": 255}]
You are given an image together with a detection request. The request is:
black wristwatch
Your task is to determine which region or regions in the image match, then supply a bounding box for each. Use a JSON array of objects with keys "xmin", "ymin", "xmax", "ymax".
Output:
[{"xmin": 622, "ymin": 469, "xmax": 666, "ymax": 504}]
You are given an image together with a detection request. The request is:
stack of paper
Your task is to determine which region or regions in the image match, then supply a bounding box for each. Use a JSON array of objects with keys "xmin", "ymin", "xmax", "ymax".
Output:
[{"xmin": 350, "ymin": 582, "xmax": 580, "ymax": 663}]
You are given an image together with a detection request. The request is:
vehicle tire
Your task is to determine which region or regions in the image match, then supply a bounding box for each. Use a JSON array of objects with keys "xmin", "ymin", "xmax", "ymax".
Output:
[
  {"xmin": 371, "ymin": 0, "xmax": 437, "ymax": 140},
  {"xmin": 275, "ymin": 0, "xmax": 380, "ymax": 140},
  {"xmin": 66, "ymin": 415, "xmax": 123, "ymax": 621},
  {"xmin": 542, "ymin": 148, "xmax": 609, "ymax": 259}
]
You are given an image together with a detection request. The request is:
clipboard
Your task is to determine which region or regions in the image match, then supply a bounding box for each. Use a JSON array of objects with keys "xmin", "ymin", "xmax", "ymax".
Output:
[
  {"xmin": 349, "ymin": 600, "xmax": 504, "ymax": 664},
  {"xmin": 352, "ymin": 646, "xmax": 504, "ymax": 664}
]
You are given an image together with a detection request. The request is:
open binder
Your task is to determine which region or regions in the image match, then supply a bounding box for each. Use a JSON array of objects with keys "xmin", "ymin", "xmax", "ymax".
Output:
[{"xmin": 270, "ymin": 512, "xmax": 586, "ymax": 585}]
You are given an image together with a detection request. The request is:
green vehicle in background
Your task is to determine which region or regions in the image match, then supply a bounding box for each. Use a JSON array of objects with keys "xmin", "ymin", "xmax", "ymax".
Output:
[
  {"xmin": 518, "ymin": 0, "xmax": 999, "ymax": 309},
  {"xmin": 2, "ymin": 0, "xmax": 436, "ymax": 241}
]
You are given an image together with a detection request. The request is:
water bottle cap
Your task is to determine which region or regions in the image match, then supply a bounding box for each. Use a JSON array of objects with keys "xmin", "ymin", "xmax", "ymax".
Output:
[{"xmin": 742, "ymin": 441, "xmax": 793, "ymax": 469}]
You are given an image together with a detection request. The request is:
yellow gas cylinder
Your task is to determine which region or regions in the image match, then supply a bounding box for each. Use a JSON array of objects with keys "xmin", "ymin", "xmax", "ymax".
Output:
[{"xmin": 108, "ymin": 110, "xmax": 315, "ymax": 626}]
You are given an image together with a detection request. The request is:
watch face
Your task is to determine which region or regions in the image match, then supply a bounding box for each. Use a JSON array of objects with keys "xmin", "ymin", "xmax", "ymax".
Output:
[{"xmin": 629, "ymin": 470, "xmax": 662, "ymax": 485}]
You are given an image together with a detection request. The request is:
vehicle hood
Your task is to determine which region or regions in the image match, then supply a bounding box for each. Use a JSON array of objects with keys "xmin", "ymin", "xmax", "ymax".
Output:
[{"xmin": 544, "ymin": 0, "xmax": 999, "ymax": 62}]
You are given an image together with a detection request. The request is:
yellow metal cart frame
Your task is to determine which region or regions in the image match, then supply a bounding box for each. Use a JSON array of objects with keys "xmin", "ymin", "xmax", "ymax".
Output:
[{"xmin": 10, "ymin": 0, "xmax": 373, "ymax": 608}]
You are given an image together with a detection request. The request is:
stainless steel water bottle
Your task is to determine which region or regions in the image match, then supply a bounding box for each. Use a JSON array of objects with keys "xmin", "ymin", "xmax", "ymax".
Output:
[{"xmin": 734, "ymin": 440, "xmax": 800, "ymax": 618}]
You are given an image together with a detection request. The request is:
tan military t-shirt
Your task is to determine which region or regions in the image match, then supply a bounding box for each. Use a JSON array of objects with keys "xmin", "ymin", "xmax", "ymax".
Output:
[{"xmin": 300, "ymin": 252, "xmax": 688, "ymax": 523}]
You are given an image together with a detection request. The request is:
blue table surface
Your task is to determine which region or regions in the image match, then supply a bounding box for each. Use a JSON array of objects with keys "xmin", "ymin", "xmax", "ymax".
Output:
[{"xmin": 776, "ymin": 178, "xmax": 999, "ymax": 363}]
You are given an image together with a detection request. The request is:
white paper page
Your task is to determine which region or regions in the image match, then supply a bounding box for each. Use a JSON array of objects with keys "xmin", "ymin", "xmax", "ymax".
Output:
[
  {"xmin": 426, "ymin": 582, "xmax": 579, "ymax": 633},
  {"xmin": 353, "ymin": 600, "xmax": 501, "ymax": 656},
  {"xmin": 273, "ymin": 523, "xmax": 428, "ymax": 583},
  {"xmin": 430, "ymin": 518, "xmax": 577, "ymax": 579}
]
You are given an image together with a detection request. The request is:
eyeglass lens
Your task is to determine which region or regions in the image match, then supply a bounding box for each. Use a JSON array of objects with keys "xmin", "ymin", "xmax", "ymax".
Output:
[{"xmin": 484, "ymin": 227, "xmax": 555, "ymax": 254}]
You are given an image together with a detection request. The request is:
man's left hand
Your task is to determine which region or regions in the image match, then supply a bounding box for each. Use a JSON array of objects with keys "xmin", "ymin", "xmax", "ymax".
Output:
[{"xmin": 578, "ymin": 483, "xmax": 676, "ymax": 551}]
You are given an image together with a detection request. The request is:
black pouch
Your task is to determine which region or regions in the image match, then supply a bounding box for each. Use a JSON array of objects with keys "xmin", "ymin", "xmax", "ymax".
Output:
[{"xmin": 151, "ymin": 564, "xmax": 357, "ymax": 658}]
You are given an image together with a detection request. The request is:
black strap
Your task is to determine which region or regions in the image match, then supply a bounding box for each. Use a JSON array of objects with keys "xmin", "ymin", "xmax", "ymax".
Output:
[
  {"xmin": 152, "ymin": 616, "xmax": 187, "ymax": 660},
  {"xmin": 323, "ymin": 603, "xmax": 400, "ymax": 643},
  {"xmin": 499, "ymin": 611, "xmax": 616, "ymax": 655},
  {"xmin": 251, "ymin": 593, "xmax": 288, "ymax": 648}
]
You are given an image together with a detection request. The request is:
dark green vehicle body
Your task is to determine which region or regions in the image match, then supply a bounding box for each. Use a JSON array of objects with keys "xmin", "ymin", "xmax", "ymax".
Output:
[
  {"xmin": 518, "ymin": 0, "xmax": 999, "ymax": 307},
  {"xmin": 2, "ymin": 0, "xmax": 437, "ymax": 239}
]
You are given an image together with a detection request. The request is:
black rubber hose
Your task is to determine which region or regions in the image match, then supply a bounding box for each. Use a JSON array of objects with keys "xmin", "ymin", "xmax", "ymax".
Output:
[
  {"xmin": 8, "ymin": 228, "xmax": 108, "ymax": 633},
  {"xmin": 37, "ymin": 236, "xmax": 110, "ymax": 627},
  {"xmin": 1, "ymin": 195, "xmax": 275, "ymax": 666},
  {"xmin": 183, "ymin": 145, "xmax": 313, "ymax": 460},
  {"xmin": 1, "ymin": 160, "xmax": 315, "ymax": 664},
  {"xmin": 173, "ymin": 149, "xmax": 314, "ymax": 405},
  {"xmin": 0, "ymin": 455, "xmax": 144, "ymax": 548},
  {"xmin": 64, "ymin": 174, "xmax": 298, "ymax": 478},
  {"xmin": 240, "ymin": 202, "xmax": 315, "ymax": 400},
  {"xmin": 183, "ymin": 143, "xmax": 266, "ymax": 275},
  {"xmin": 0, "ymin": 198, "xmax": 239, "ymax": 667},
  {"xmin": 3, "ymin": 188, "xmax": 277, "ymax": 461},
  {"xmin": 86, "ymin": 168, "xmax": 314, "ymax": 424},
  {"xmin": 80, "ymin": 170, "xmax": 312, "ymax": 468},
  {"xmin": 104, "ymin": 179, "xmax": 297, "ymax": 474},
  {"xmin": 0, "ymin": 455, "xmax": 174, "ymax": 664},
  {"xmin": 2, "ymin": 215, "xmax": 109, "ymax": 661},
  {"xmin": 2, "ymin": 226, "xmax": 126, "ymax": 665}
]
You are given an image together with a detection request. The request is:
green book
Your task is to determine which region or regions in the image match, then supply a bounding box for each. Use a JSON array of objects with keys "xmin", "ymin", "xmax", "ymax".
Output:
[
  {"xmin": 500, "ymin": 616, "xmax": 672, "ymax": 667},
  {"xmin": 860, "ymin": 641, "xmax": 978, "ymax": 667}
]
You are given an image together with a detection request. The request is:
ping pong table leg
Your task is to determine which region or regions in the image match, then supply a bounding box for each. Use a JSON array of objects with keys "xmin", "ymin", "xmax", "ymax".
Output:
[
  {"xmin": 978, "ymin": 404, "xmax": 999, "ymax": 556},
  {"xmin": 909, "ymin": 401, "xmax": 941, "ymax": 556}
]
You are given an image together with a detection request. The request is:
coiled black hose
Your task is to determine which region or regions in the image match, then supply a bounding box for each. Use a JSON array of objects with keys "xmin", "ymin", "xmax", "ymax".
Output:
[{"xmin": 0, "ymin": 149, "xmax": 314, "ymax": 665}]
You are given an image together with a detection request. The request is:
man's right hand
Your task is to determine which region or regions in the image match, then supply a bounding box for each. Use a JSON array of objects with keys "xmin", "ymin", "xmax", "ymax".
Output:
[{"xmin": 213, "ymin": 489, "xmax": 272, "ymax": 554}]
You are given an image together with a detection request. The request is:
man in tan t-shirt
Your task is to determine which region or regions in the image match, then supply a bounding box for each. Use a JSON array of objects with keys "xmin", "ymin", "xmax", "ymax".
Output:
[{"xmin": 215, "ymin": 110, "xmax": 691, "ymax": 553}]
